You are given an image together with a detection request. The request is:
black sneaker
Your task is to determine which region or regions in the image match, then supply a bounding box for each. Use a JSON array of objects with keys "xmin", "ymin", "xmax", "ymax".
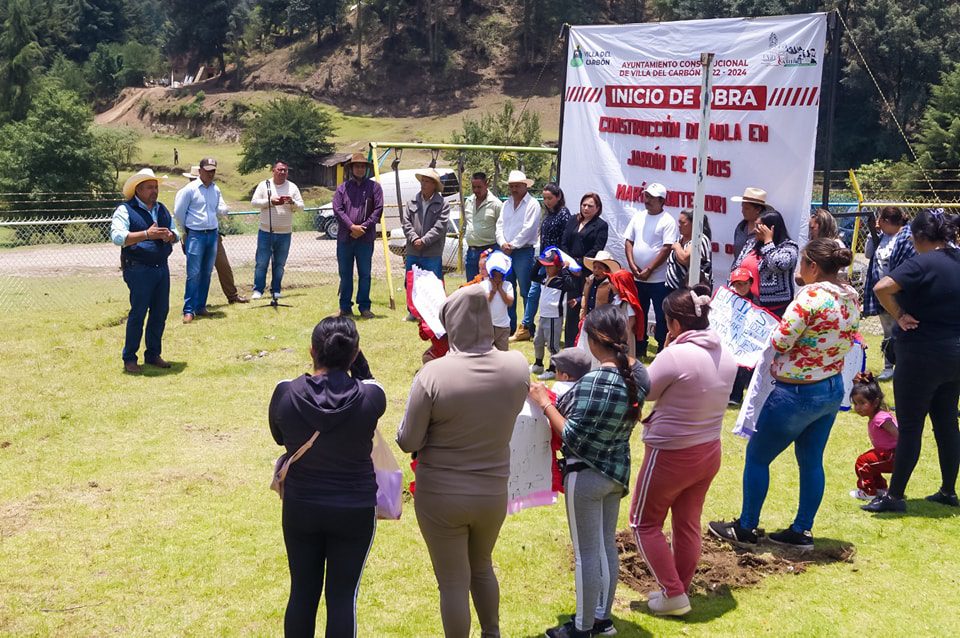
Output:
[
  {"xmin": 565, "ymin": 615, "xmax": 617, "ymax": 636},
  {"xmin": 861, "ymin": 494, "xmax": 907, "ymax": 513},
  {"xmin": 545, "ymin": 620, "xmax": 591, "ymax": 638},
  {"xmin": 925, "ymin": 490, "xmax": 960, "ymax": 507},
  {"xmin": 708, "ymin": 518, "xmax": 759, "ymax": 548},
  {"xmin": 768, "ymin": 527, "xmax": 814, "ymax": 552}
]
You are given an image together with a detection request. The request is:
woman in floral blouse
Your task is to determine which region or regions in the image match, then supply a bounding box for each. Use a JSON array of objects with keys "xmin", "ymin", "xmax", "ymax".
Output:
[{"xmin": 710, "ymin": 238, "xmax": 860, "ymax": 552}]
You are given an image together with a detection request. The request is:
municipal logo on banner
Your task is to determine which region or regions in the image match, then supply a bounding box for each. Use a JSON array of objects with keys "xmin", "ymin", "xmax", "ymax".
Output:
[{"xmin": 559, "ymin": 13, "xmax": 828, "ymax": 280}]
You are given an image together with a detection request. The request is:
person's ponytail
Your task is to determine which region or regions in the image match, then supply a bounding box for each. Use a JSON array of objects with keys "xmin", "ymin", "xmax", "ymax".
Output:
[
  {"xmin": 802, "ymin": 238, "xmax": 852, "ymax": 274},
  {"xmin": 583, "ymin": 305, "xmax": 639, "ymax": 421}
]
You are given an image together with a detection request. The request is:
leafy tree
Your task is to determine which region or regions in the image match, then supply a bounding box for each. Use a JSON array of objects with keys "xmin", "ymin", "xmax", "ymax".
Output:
[
  {"xmin": 0, "ymin": 83, "xmax": 113, "ymax": 195},
  {"xmin": 916, "ymin": 64, "xmax": 960, "ymax": 193},
  {"xmin": 85, "ymin": 44, "xmax": 124, "ymax": 99},
  {"xmin": 238, "ymin": 96, "xmax": 335, "ymax": 177},
  {"xmin": 46, "ymin": 54, "xmax": 93, "ymax": 99},
  {"xmin": 65, "ymin": 0, "xmax": 129, "ymax": 61},
  {"xmin": 449, "ymin": 100, "xmax": 549, "ymax": 189},
  {"xmin": 166, "ymin": 0, "xmax": 236, "ymax": 75},
  {"xmin": 94, "ymin": 126, "xmax": 140, "ymax": 179},
  {"xmin": 286, "ymin": 0, "xmax": 343, "ymax": 46},
  {"xmin": 0, "ymin": 0, "xmax": 44, "ymax": 121}
]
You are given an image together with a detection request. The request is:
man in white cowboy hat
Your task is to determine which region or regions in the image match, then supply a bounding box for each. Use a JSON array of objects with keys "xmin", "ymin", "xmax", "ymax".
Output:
[
  {"xmin": 110, "ymin": 168, "xmax": 179, "ymax": 374},
  {"xmin": 495, "ymin": 169, "xmax": 541, "ymax": 340},
  {"xmin": 623, "ymin": 182, "xmax": 678, "ymax": 356},
  {"xmin": 249, "ymin": 159, "xmax": 304, "ymax": 301},
  {"xmin": 182, "ymin": 165, "xmax": 248, "ymax": 306},
  {"xmin": 332, "ymin": 151, "xmax": 383, "ymax": 318},
  {"xmin": 400, "ymin": 167, "xmax": 450, "ymax": 319},
  {"xmin": 174, "ymin": 157, "xmax": 229, "ymax": 323},
  {"xmin": 731, "ymin": 186, "xmax": 770, "ymax": 260}
]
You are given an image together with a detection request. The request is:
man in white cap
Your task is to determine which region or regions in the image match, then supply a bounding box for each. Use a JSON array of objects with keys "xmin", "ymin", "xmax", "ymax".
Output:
[
  {"xmin": 174, "ymin": 157, "xmax": 228, "ymax": 323},
  {"xmin": 623, "ymin": 182, "xmax": 678, "ymax": 356},
  {"xmin": 731, "ymin": 186, "xmax": 769, "ymax": 259},
  {"xmin": 495, "ymin": 169, "xmax": 541, "ymax": 340},
  {"xmin": 110, "ymin": 168, "xmax": 179, "ymax": 374},
  {"xmin": 332, "ymin": 152, "xmax": 383, "ymax": 318},
  {"xmin": 250, "ymin": 159, "xmax": 304, "ymax": 301},
  {"xmin": 401, "ymin": 167, "xmax": 450, "ymax": 319}
]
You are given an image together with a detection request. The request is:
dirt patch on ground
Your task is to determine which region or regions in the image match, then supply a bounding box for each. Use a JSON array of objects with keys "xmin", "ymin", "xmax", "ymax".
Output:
[{"xmin": 616, "ymin": 530, "xmax": 856, "ymax": 597}]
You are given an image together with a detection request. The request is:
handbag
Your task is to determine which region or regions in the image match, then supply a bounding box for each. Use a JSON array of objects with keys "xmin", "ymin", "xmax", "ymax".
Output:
[
  {"xmin": 270, "ymin": 431, "xmax": 319, "ymax": 499},
  {"xmin": 371, "ymin": 428, "xmax": 403, "ymax": 520}
]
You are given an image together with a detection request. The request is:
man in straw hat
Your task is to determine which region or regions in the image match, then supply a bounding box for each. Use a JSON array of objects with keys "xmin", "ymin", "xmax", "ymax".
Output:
[
  {"xmin": 174, "ymin": 157, "xmax": 228, "ymax": 323},
  {"xmin": 332, "ymin": 152, "xmax": 383, "ymax": 318},
  {"xmin": 496, "ymin": 169, "xmax": 541, "ymax": 340},
  {"xmin": 182, "ymin": 165, "xmax": 248, "ymax": 306},
  {"xmin": 110, "ymin": 168, "xmax": 179, "ymax": 374},
  {"xmin": 401, "ymin": 167, "xmax": 450, "ymax": 320},
  {"xmin": 250, "ymin": 160, "xmax": 304, "ymax": 301},
  {"xmin": 731, "ymin": 186, "xmax": 770, "ymax": 260}
]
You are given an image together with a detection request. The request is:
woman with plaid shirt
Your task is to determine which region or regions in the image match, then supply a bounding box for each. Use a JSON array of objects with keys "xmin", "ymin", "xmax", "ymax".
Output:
[{"xmin": 530, "ymin": 305, "xmax": 650, "ymax": 638}]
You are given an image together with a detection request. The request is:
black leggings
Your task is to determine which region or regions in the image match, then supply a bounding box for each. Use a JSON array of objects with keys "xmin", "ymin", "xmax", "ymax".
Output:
[
  {"xmin": 282, "ymin": 500, "xmax": 376, "ymax": 638},
  {"xmin": 889, "ymin": 337, "xmax": 960, "ymax": 499}
]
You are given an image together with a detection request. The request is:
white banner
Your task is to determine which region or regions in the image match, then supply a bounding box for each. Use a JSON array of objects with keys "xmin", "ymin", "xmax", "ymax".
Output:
[
  {"xmin": 560, "ymin": 14, "xmax": 827, "ymax": 280},
  {"xmin": 709, "ymin": 286, "xmax": 781, "ymax": 368}
]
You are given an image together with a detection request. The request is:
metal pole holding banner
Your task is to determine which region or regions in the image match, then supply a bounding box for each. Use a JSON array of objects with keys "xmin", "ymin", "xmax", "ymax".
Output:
[
  {"xmin": 688, "ymin": 52, "xmax": 715, "ymax": 288},
  {"xmin": 370, "ymin": 142, "xmax": 396, "ymax": 310},
  {"xmin": 821, "ymin": 10, "xmax": 842, "ymax": 208}
]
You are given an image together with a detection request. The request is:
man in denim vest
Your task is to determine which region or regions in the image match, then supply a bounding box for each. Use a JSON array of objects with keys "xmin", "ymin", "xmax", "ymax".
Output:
[{"xmin": 110, "ymin": 169, "xmax": 179, "ymax": 374}]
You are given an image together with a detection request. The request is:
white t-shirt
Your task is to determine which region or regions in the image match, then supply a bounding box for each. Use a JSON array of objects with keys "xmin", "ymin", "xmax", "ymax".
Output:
[
  {"xmin": 480, "ymin": 279, "xmax": 513, "ymax": 328},
  {"xmin": 623, "ymin": 210, "xmax": 678, "ymax": 283},
  {"xmin": 538, "ymin": 282, "xmax": 564, "ymax": 318}
]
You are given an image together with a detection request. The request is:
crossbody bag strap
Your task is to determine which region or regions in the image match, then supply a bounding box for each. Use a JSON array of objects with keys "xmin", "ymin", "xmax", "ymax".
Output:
[
  {"xmin": 265, "ymin": 180, "xmax": 273, "ymax": 233},
  {"xmin": 276, "ymin": 431, "xmax": 319, "ymax": 483}
]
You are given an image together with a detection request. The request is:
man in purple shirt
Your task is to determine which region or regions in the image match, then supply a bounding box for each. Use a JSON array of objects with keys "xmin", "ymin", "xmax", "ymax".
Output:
[{"xmin": 333, "ymin": 152, "xmax": 384, "ymax": 318}]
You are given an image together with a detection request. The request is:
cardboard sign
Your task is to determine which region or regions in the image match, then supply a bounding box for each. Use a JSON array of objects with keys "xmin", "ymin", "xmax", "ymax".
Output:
[
  {"xmin": 507, "ymin": 399, "xmax": 558, "ymax": 514},
  {"xmin": 410, "ymin": 265, "xmax": 447, "ymax": 338},
  {"xmin": 709, "ymin": 286, "xmax": 781, "ymax": 369}
]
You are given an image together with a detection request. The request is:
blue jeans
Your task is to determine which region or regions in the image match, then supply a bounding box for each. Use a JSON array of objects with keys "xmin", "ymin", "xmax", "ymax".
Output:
[
  {"xmin": 404, "ymin": 254, "xmax": 444, "ymax": 312},
  {"xmin": 465, "ymin": 244, "xmax": 497, "ymax": 282},
  {"xmin": 634, "ymin": 281, "xmax": 669, "ymax": 356},
  {"xmin": 505, "ymin": 246, "xmax": 534, "ymax": 334},
  {"xmin": 337, "ymin": 240, "xmax": 375, "ymax": 312},
  {"xmin": 739, "ymin": 374, "xmax": 843, "ymax": 533},
  {"xmin": 183, "ymin": 230, "xmax": 218, "ymax": 315},
  {"xmin": 122, "ymin": 263, "xmax": 169, "ymax": 362},
  {"xmin": 525, "ymin": 264, "xmax": 545, "ymax": 334},
  {"xmin": 253, "ymin": 231, "xmax": 292, "ymax": 295}
]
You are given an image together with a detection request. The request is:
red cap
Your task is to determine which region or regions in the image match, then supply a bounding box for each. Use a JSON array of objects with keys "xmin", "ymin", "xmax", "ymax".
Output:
[
  {"xmin": 538, "ymin": 250, "xmax": 563, "ymax": 267},
  {"xmin": 730, "ymin": 267, "xmax": 753, "ymax": 283}
]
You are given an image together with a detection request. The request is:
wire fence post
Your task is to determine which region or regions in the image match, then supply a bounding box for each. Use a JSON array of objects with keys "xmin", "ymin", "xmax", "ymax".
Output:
[{"xmin": 370, "ymin": 143, "xmax": 396, "ymax": 310}]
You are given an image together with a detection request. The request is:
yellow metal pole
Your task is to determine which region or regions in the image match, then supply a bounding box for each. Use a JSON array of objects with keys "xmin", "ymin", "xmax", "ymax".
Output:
[
  {"xmin": 371, "ymin": 143, "xmax": 396, "ymax": 310},
  {"xmin": 847, "ymin": 168, "xmax": 865, "ymax": 279}
]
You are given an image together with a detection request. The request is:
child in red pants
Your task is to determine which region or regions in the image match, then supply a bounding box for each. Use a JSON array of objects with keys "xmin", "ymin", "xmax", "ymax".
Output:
[{"xmin": 850, "ymin": 372, "xmax": 899, "ymax": 500}]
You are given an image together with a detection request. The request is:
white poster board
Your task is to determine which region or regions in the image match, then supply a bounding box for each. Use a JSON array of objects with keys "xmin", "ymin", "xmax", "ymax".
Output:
[
  {"xmin": 410, "ymin": 265, "xmax": 447, "ymax": 337},
  {"xmin": 560, "ymin": 14, "xmax": 827, "ymax": 280},
  {"xmin": 709, "ymin": 286, "xmax": 781, "ymax": 368},
  {"xmin": 506, "ymin": 399, "xmax": 558, "ymax": 514}
]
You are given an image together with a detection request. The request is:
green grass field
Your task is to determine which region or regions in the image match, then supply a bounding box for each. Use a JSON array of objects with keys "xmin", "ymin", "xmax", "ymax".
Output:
[{"xmin": 2, "ymin": 277, "xmax": 959, "ymax": 637}]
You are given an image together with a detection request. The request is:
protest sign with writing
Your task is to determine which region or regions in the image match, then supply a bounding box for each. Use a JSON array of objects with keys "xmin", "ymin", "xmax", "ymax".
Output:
[
  {"xmin": 410, "ymin": 265, "xmax": 447, "ymax": 338},
  {"xmin": 709, "ymin": 286, "xmax": 781, "ymax": 369},
  {"xmin": 507, "ymin": 399, "xmax": 558, "ymax": 514}
]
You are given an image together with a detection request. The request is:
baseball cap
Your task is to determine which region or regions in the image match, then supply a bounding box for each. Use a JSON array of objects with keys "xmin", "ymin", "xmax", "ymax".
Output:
[
  {"xmin": 643, "ymin": 183, "xmax": 667, "ymax": 199},
  {"xmin": 551, "ymin": 348, "xmax": 593, "ymax": 380},
  {"xmin": 730, "ymin": 267, "xmax": 753, "ymax": 283},
  {"xmin": 199, "ymin": 158, "xmax": 218, "ymax": 170},
  {"xmin": 537, "ymin": 249, "xmax": 563, "ymax": 267}
]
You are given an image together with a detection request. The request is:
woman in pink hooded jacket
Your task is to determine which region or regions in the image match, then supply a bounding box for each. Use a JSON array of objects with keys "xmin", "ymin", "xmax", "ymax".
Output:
[{"xmin": 629, "ymin": 284, "xmax": 737, "ymax": 617}]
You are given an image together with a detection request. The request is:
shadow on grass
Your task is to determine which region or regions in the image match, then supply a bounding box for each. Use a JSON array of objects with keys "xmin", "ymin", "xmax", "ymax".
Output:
[
  {"xmin": 863, "ymin": 498, "xmax": 960, "ymax": 519},
  {"xmin": 629, "ymin": 585, "xmax": 738, "ymax": 624},
  {"xmin": 523, "ymin": 613, "xmax": 653, "ymax": 638},
  {"xmin": 142, "ymin": 361, "xmax": 188, "ymax": 376}
]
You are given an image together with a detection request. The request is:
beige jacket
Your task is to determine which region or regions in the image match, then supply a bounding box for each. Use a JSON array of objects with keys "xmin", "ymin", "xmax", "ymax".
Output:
[
  {"xmin": 397, "ymin": 285, "xmax": 530, "ymax": 495},
  {"xmin": 251, "ymin": 178, "xmax": 304, "ymax": 234}
]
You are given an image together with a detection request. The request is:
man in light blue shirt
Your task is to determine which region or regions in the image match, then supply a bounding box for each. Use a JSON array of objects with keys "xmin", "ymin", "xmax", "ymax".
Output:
[
  {"xmin": 111, "ymin": 168, "xmax": 179, "ymax": 373},
  {"xmin": 174, "ymin": 157, "xmax": 228, "ymax": 323}
]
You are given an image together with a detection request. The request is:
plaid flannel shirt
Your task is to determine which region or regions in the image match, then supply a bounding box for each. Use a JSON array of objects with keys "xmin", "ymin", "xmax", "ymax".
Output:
[
  {"xmin": 863, "ymin": 225, "xmax": 915, "ymax": 317},
  {"xmin": 557, "ymin": 367, "xmax": 645, "ymax": 490}
]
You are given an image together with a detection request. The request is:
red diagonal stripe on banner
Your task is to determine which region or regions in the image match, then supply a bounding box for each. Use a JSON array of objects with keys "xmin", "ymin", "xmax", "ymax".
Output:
[
  {"xmin": 769, "ymin": 87, "xmax": 781, "ymax": 106},
  {"xmin": 791, "ymin": 87, "xmax": 805, "ymax": 106},
  {"xmin": 566, "ymin": 87, "xmax": 573, "ymax": 101},
  {"xmin": 807, "ymin": 87, "xmax": 819, "ymax": 106},
  {"xmin": 591, "ymin": 87, "xmax": 602, "ymax": 102},
  {"xmin": 780, "ymin": 88, "xmax": 793, "ymax": 106},
  {"xmin": 576, "ymin": 87, "xmax": 585, "ymax": 101}
]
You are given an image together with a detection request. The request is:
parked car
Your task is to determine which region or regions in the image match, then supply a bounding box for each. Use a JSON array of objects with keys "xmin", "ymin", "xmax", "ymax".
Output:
[{"xmin": 314, "ymin": 168, "xmax": 462, "ymax": 240}]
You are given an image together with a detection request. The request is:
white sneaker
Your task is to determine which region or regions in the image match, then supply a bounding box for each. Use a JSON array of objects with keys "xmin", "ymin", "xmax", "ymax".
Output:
[
  {"xmin": 272, "ymin": 292, "xmax": 282, "ymax": 299},
  {"xmin": 538, "ymin": 370, "xmax": 556, "ymax": 380},
  {"xmin": 849, "ymin": 489, "xmax": 873, "ymax": 501},
  {"xmin": 251, "ymin": 291, "xmax": 263, "ymax": 300},
  {"xmin": 530, "ymin": 364, "xmax": 545, "ymax": 375},
  {"xmin": 648, "ymin": 592, "xmax": 691, "ymax": 616}
]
